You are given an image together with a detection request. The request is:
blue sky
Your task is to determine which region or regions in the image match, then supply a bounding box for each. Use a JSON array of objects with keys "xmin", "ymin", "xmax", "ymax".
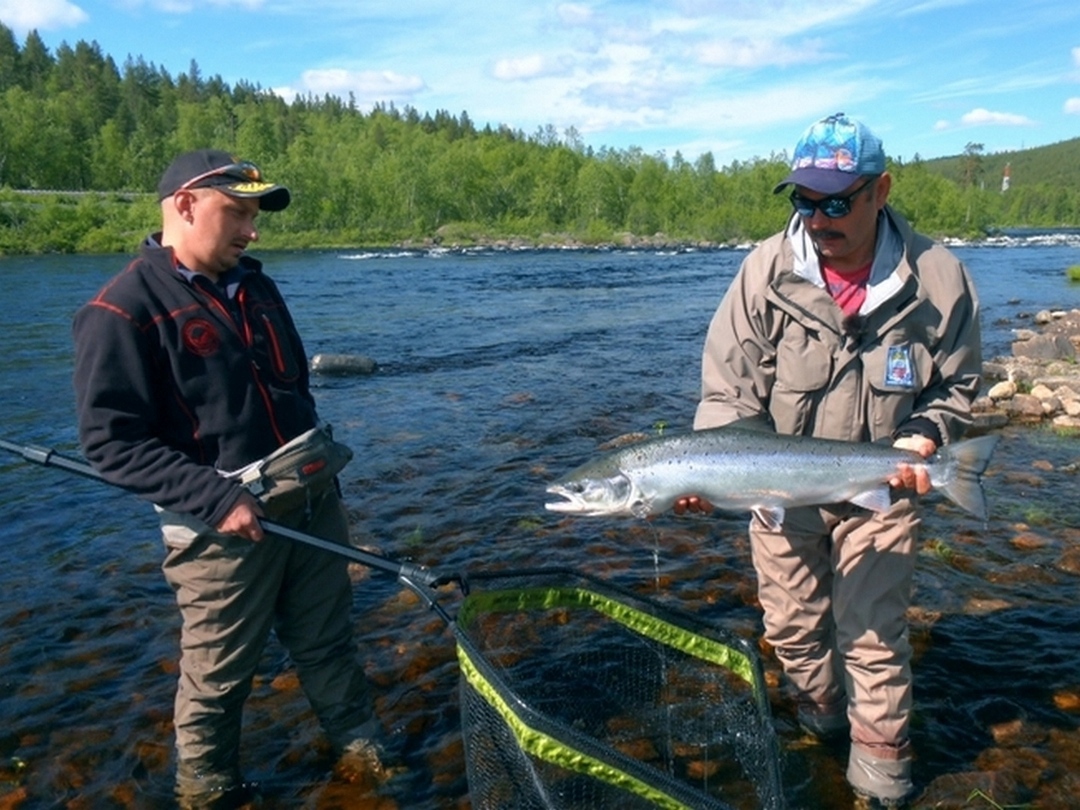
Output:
[{"xmin": 3, "ymin": 0, "xmax": 1079, "ymax": 170}]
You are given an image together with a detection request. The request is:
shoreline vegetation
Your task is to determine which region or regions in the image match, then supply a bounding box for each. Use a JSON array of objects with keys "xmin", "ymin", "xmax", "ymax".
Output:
[
  {"xmin": 2, "ymin": 24, "xmax": 1080, "ymax": 257},
  {"xmin": 3, "ymin": 187, "xmax": 1080, "ymax": 258}
]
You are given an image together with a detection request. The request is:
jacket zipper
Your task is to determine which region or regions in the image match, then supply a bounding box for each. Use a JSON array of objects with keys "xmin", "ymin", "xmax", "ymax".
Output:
[
  {"xmin": 236, "ymin": 285, "xmax": 287, "ymax": 446},
  {"xmin": 260, "ymin": 313, "xmax": 288, "ymax": 375}
]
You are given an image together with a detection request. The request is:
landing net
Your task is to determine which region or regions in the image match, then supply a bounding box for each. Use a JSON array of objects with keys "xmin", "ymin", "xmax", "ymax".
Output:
[{"xmin": 452, "ymin": 568, "xmax": 786, "ymax": 810}]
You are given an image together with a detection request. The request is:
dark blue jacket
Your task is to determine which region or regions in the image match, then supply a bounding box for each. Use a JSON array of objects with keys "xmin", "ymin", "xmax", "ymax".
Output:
[{"xmin": 73, "ymin": 237, "xmax": 318, "ymax": 528}]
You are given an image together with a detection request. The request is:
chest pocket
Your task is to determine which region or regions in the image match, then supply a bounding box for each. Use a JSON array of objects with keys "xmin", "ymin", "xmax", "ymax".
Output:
[
  {"xmin": 771, "ymin": 331, "xmax": 835, "ymax": 434},
  {"xmin": 864, "ymin": 340, "xmax": 934, "ymax": 437},
  {"xmin": 247, "ymin": 300, "xmax": 302, "ymax": 383}
]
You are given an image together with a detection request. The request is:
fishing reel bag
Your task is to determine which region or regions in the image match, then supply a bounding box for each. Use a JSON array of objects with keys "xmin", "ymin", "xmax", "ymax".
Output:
[{"xmin": 232, "ymin": 423, "xmax": 353, "ymax": 518}]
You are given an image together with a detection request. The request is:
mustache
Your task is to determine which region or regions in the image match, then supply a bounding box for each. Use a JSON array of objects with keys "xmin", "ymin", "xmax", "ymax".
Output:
[{"xmin": 810, "ymin": 229, "xmax": 845, "ymax": 241}]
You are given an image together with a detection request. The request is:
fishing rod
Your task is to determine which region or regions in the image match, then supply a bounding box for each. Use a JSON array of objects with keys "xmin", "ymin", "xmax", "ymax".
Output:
[{"xmin": 0, "ymin": 437, "xmax": 457, "ymax": 617}]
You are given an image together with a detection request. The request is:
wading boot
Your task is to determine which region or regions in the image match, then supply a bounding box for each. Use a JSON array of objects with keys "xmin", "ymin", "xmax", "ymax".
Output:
[
  {"xmin": 175, "ymin": 761, "xmax": 260, "ymax": 809},
  {"xmin": 847, "ymin": 745, "xmax": 913, "ymax": 809}
]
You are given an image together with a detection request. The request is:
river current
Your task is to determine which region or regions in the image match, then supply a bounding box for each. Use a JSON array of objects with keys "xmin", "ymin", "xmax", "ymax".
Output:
[{"xmin": 1, "ymin": 242, "xmax": 1079, "ymax": 808}]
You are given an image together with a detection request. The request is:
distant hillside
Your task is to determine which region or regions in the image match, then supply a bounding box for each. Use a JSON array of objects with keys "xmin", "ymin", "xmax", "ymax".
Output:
[{"xmin": 921, "ymin": 136, "xmax": 1080, "ymax": 190}]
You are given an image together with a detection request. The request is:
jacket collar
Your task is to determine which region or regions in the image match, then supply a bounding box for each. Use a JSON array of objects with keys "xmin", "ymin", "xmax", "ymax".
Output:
[
  {"xmin": 785, "ymin": 206, "xmax": 908, "ymax": 315},
  {"xmin": 141, "ymin": 232, "xmax": 261, "ymax": 296}
]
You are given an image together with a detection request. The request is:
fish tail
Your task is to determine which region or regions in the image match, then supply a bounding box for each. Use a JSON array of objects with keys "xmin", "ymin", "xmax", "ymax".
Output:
[{"xmin": 932, "ymin": 434, "xmax": 1000, "ymax": 520}]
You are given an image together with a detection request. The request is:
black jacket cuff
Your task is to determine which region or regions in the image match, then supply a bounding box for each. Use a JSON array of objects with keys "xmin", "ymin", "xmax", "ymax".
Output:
[{"xmin": 893, "ymin": 417, "xmax": 942, "ymax": 447}]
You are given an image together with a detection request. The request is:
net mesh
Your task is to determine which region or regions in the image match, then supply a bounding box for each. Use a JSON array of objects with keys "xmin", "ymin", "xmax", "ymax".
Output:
[{"xmin": 453, "ymin": 568, "xmax": 785, "ymax": 810}]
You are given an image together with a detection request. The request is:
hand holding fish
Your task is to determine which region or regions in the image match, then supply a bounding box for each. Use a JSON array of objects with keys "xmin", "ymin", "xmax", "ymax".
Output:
[
  {"xmin": 673, "ymin": 494, "xmax": 714, "ymax": 515},
  {"xmin": 889, "ymin": 435, "xmax": 936, "ymax": 495}
]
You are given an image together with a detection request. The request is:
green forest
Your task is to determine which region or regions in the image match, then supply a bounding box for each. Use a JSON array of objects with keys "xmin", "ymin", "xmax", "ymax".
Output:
[{"xmin": 2, "ymin": 23, "xmax": 1079, "ymax": 255}]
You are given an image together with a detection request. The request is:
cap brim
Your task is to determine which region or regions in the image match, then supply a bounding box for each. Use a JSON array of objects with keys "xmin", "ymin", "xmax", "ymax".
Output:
[
  {"xmin": 220, "ymin": 181, "xmax": 291, "ymax": 211},
  {"xmin": 773, "ymin": 167, "xmax": 862, "ymax": 196}
]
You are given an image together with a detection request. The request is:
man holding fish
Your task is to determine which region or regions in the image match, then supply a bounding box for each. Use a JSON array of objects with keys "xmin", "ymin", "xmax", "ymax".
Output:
[
  {"xmin": 547, "ymin": 113, "xmax": 988, "ymax": 808},
  {"xmin": 693, "ymin": 113, "xmax": 983, "ymax": 808}
]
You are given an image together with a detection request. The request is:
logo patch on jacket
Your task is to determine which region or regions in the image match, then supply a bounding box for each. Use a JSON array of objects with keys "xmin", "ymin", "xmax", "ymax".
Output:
[
  {"xmin": 884, "ymin": 344, "xmax": 915, "ymax": 388},
  {"xmin": 182, "ymin": 318, "xmax": 221, "ymax": 357}
]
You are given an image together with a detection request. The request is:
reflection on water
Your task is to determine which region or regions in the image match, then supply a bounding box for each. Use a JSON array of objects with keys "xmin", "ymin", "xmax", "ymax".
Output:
[{"xmin": 1, "ymin": 246, "xmax": 1079, "ymax": 808}]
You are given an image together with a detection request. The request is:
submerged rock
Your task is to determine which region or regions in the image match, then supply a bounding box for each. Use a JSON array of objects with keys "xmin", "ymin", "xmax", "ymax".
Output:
[
  {"xmin": 1056, "ymin": 547, "xmax": 1080, "ymax": 576},
  {"xmin": 917, "ymin": 770, "xmax": 1026, "ymax": 809},
  {"xmin": 311, "ymin": 353, "xmax": 378, "ymax": 375}
]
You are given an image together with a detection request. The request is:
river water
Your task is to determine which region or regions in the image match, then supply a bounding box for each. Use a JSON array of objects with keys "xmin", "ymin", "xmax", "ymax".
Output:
[{"xmin": 1, "ymin": 242, "xmax": 1079, "ymax": 809}]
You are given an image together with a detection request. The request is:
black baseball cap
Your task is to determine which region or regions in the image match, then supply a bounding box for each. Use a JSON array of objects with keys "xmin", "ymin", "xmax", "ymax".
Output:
[{"xmin": 157, "ymin": 149, "xmax": 290, "ymax": 211}]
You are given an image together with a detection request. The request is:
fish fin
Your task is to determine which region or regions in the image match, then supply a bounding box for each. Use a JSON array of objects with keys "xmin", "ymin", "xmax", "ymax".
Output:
[
  {"xmin": 726, "ymin": 414, "xmax": 774, "ymax": 433},
  {"xmin": 752, "ymin": 506, "xmax": 785, "ymax": 531},
  {"xmin": 932, "ymin": 435, "xmax": 1000, "ymax": 520},
  {"xmin": 849, "ymin": 487, "xmax": 893, "ymax": 513}
]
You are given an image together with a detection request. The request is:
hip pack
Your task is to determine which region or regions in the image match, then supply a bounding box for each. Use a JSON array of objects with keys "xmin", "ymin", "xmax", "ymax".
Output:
[{"xmin": 229, "ymin": 424, "xmax": 353, "ymax": 517}]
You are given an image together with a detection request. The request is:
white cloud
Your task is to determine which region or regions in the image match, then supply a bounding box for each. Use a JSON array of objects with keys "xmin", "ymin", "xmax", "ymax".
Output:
[
  {"xmin": 1073, "ymin": 46, "xmax": 1080, "ymax": 67},
  {"xmin": 670, "ymin": 0, "xmax": 883, "ymax": 43},
  {"xmin": 650, "ymin": 13, "xmax": 702, "ymax": 36},
  {"xmin": 112, "ymin": 0, "xmax": 264, "ymax": 10},
  {"xmin": 277, "ymin": 68, "xmax": 425, "ymax": 106},
  {"xmin": 492, "ymin": 54, "xmax": 572, "ymax": 82},
  {"xmin": 897, "ymin": 0, "xmax": 973, "ymax": 16},
  {"xmin": 933, "ymin": 119, "xmax": 950, "ymax": 131},
  {"xmin": 912, "ymin": 70, "xmax": 1060, "ymax": 105},
  {"xmin": 0, "ymin": 0, "xmax": 88, "ymax": 32},
  {"xmin": 586, "ymin": 79, "xmax": 879, "ymax": 163},
  {"xmin": 698, "ymin": 37, "xmax": 831, "ymax": 69},
  {"xmin": 959, "ymin": 107, "xmax": 1035, "ymax": 126},
  {"xmin": 599, "ymin": 42, "xmax": 653, "ymax": 70},
  {"xmin": 556, "ymin": 2, "xmax": 593, "ymax": 27},
  {"xmin": 578, "ymin": 80, "xmax": 677, "ymax": 112},
  {"xmin": 1065, "ymin": 97, "xmax": 1080, "ymax": 114}
]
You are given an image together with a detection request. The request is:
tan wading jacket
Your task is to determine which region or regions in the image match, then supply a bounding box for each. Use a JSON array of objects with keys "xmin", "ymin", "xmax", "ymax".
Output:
[{"xmin": 694, "ymin": 206, "xmax": 982, "ymax": 444}]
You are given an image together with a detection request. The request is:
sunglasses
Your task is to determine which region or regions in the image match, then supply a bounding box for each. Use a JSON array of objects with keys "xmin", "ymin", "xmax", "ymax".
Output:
[
  {"xmin": 789, "ymin": 177, "xmax": 877, "ymax": 219},
  {"xmin": 179, "ymin": 161, "xmax": 264, "ymax": 191}
]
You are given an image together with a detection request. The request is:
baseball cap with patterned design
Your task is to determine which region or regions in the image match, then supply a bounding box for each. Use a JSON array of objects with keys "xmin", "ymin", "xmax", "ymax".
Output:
[{"xmin": 773, "ymin": 113, "xmax": 886, "ymax": 196}]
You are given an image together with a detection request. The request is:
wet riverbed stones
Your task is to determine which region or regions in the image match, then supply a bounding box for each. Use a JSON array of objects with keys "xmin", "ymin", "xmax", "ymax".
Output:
[
  {"xmin": 926, "ymin": 724, "xmax": 1080, "ymax": 810},
  {"xmin": 977, "ymin": 308, "xmax": 1080, "ymax": 431}
]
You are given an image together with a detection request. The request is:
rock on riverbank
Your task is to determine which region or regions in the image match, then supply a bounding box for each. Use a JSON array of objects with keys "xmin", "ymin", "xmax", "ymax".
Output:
[{"xmin": 976, "ymin": 308, "xmax": 1080, "ymax": 432}]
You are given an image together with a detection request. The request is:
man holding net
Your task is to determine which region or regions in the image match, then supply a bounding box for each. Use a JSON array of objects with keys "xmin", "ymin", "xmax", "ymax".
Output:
[{"xmin": 73, "ymin": 149, "xmax": 386, "ymax": 807}]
